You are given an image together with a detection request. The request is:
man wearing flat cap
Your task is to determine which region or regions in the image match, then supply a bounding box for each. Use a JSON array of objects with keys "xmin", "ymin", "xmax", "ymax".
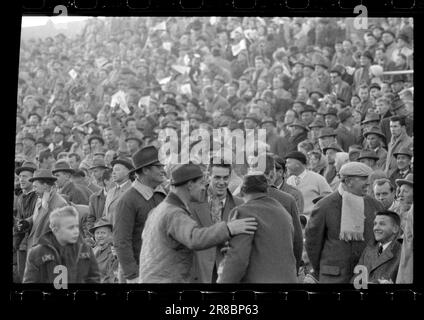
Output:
[
  {"xmin": 113, "ymin": 146, "xmax": 167, "ymax": 283},
  {"xmin": 217, "ymin": 172, "xmax": 297, "ymax": 283},
  {"xmin": 13, "ymin": 161, "xmax": 39, "ymax": 282},
  {"xmin": 138, "ymin": 163, "xmax": 257, "ymax": 283},
  {"xmin": 103, "ymin": 156, "xmax": 133, "ymax": 225},
  {"xmin": 305, "ymin": 162, "xmax": 384, "ymax": 283},
  {"xmin": 52, "ymin": 160, "xmax": 89, "ymax": 205},
  {"xmin": 287, "ymin": 119, "xmax": 309, "ymax": 153}
]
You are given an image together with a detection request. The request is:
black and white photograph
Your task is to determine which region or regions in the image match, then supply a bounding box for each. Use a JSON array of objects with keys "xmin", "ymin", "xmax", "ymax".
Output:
[{"xmin": 14, "ymin": 16, "xmax": 413, "ymax": 286}]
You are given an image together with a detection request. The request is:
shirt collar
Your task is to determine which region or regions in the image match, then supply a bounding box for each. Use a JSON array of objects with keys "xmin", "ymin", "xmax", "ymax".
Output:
[
  {"xmin": 298, "ymin": 169, "xmax": 307, "ymax": 180},
  {"xmin": 380, "ymin": 241, "xmax": 392, "ymax": 252},
  {"xmin": 132, "ymin": 179, "xmax": 166, "ymax": 200}
]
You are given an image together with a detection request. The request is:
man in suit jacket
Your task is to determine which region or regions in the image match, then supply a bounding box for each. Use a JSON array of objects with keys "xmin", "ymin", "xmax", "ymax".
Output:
[
  {"xmin": 305, "ymin": 162, "xmax": 384, "ymax": 283},
  {"xmin": 217, "ymin": 173, "xmax": 298, "ymax": 283},
  {"xmin": 189, "ymin": 162, "xmax": 244, "ymax": 283},
  {"xmin": 52, "ymin": 161, "xmax": 89, "ymax": 205},
  {"xmin": 354, "ymin": 210, "xmax": 402, "ymax": 283},
  {"xmin": 380, "ymin": 100, "xmax": 413, "ymax": 142},
  {"xmin": 103, "ymin": 157, "xmax": 133, "ymax": 224}
]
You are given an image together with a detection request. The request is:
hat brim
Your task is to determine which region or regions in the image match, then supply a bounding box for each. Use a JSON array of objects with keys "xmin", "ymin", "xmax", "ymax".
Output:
[
  {"xmin": 52, "ymin": 168, "xmax": 75, "ymax": 175},
  {"xmin": 323, "ymin": 147, "xmax": 342, "ymax": 153},
  {"xmin": 15, "ymin": 166, "xmax": 37, "ymax": 175},
  {"xmin": 358, "ymin": 156, "xmax": 379, "ymax": 161},
  {"xmin": 111, "ymin": 160, "xmax": 134, "ymax": 171},
  {"xmin": 244, "ymin": 117, "xmax": 261, "ymax": 124},
  {"xmin": 318, "ymin": 134, "xmax": 337, "ymax": 139},
  {"xmin": 129, "ymin": 159, "xmax": 162, "ymax": 174},
  {"xmin": 393, "ymin": 152, "xmax": 412, "ymax": 158},
  {"xmin": 89, "ymin": 224, "xmax": 113, "ymax": 235},
  {"xmin": 395, "ymin": 179, "xmax": 413, "ymax": 188},
  {"xmin": 89, "ymin": 165, "xmax": 109, "ymax": 170},
  {"xmin": 29, "ymin": 176, "xmax": 57, "ymax": 182},
  {"xmin": 363, "ymin": 131, "xmax": 386, "ymax": 140}
]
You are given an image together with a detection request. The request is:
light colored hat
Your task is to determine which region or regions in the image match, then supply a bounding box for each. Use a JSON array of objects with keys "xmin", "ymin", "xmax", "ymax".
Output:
[{"xmin": 339, "ymin": 162, "xmax": 373, "ymax": 177}]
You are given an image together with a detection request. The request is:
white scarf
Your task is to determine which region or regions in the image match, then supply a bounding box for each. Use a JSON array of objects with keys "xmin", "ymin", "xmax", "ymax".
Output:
[{"xmin": 338, "ymin": 183, "xmax": 365, "ymax": 241}]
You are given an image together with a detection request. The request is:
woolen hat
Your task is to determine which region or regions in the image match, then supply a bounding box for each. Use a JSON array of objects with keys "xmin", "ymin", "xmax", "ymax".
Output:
[
  {"xmin": 15, "ymin": 161, "xmax": 38, "ymax": 175},
  {"xmin": 170, "ymin": 163, "xmax": 204, "ymax": 186},
  {"xmin": 52, "ymin": 160, "xmax": 75, "ymax": 175},
  {"xmin": 89, "ymin": 157, "xmax": 109, "ymax": 170},
  {"xmin": 318, "ymin": 127, "xmax": 337, "ymax": 139},
  {"xmin": 396, "ymin": 173, "xmax": 413, "ymax": 188},
  {"xmin": 323, "ymin": 143, "xmax": 343, "ymax": 154},
  {"xmin": 339, "ymin": 162, "xmax": 373, "ymax": 177},
  {"xmin": 89, "ymin": 217, "xmax": 113, "ymax": 235},
  {"xmin": 111, "ymin": 156, "xmax": 134, "ymax": 171},
  {"xmin": 284, "ymin": 151, "xmax": 307, "ymax": 165},
  {"xmin": 29, "ymin": 169, "xmax": 57, "ymax": 182},
  {"xmin": 130, "ymin": 145, "xmax": 161, "ymax": 173},
  {"xmin": 393, "ymin": 146, "xmax": 413, "ymax": 158},
  {"xmin": 357, "ymin": 150, "xmax": 379, "ymax": 161}
]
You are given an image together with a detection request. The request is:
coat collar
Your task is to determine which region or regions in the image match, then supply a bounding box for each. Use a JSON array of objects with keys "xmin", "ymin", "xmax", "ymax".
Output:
[
  {"xmin": 165, "ymin": 192, "xmax": 191, "ymax": 213},
  {"xmin": 369, "ymin": 239, "xmax": 401, "ymax": 273}
]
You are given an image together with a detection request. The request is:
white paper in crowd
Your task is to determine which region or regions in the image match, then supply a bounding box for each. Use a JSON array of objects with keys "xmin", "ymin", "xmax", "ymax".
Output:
[
  {"xmin": 172, "ymin": 65, "xmax": 190, "ymax": 75},
  {"xmin": 138, "ymin": 96, "xmax": 150, "ymax": 109},
  {"xmin": 69, "ymin": 69, "xmax": 78, "ymax": 80},
  {"xmin": 210, "ymin": 17, "xmax": 217, "ymax": 25},
  {"xmin": 231, "ymin": 39, "xmax": 247, "ymax": 56},
  {"xmin": 111, "ymin": 90, "xmax": 130, "ymax": 114},
  {"xmin": 256, "ymin": 17, "xmax": 266, "ymax": 26},
  {"xmin": 162, "ymin": 42, "xmax": 172, "ymax": 51},
  {"xmin": 200, "ymin": 62, "xmax": 207, "ymax": 71},
  {"xmin": 152, "ymin": 21, "xmax": 167, "ymax": 31},
  {"xmin": 158, "ymin": 76, "xmax": 172, "ymax": 85},
  {"xmin": 95, "ymin": 57, "xmax": 108, "ymax": 69},
  {"xmin": 180, "ymin": 83, "xmax": 192, "ymax": 96},
  {"xmin": 183, "ymin": 54, "xmax": 191, "ymax": 66},
  {"xmin": 48, "ymin": 94, "xmax": 55, "ymax": 104}
]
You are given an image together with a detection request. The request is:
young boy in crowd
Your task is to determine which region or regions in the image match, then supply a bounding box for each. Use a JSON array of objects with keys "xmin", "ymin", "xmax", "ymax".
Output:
[
  {"xmin": 89, "ymin": 217, "xmax": 119, "ymax": 283},
  {"xmin": 23, "ymin": 206, "xmax": 100, "ymax": 283},
  {"xmin": 354, "ymin": 210, "xmax": 402, "ymax": 284}
]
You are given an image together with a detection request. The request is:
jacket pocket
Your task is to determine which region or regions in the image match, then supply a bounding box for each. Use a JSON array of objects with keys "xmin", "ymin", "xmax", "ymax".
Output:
[{"xmin": 320, "ymin": 265, "xmax": 340, "ymax": 276}]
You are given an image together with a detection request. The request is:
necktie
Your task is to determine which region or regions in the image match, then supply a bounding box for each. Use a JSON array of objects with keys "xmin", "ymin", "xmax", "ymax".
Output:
[
  {"xmin": 210, "ymin": 197, "xmax": 224, "ymax": 224},
  {"xmin": 378, "ymin": 243, "xmax": 383, "ymax": 256}
]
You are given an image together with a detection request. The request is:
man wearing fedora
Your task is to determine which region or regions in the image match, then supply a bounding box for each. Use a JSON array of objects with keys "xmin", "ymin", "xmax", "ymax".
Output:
[
  {"xmin": 18, "ymin": 169, "xmax": 68, "ymax": 252},
  {"xmin": 113, "ymin": 146, "xmax": 167, "ymax": 283},
  {"xmin": 217, "ymin": 172, "xmax": 297, "ymax": 283},
  {"xmin": 335, "ymin": 109, "xmax": 359, "ymax": 152},
  {"xmin": 358, "ymin": 149, "xmax": 380, "ymax": 171},
  {"xmin": 13, "ymin": 161, "xmax": 39, "ymax": 282},
  {"xmin": 188, "ymin": 160, "xmax": 244, "ymax": 283},
  {"xmin": 363, "ymin": 126, "xmax": 387, "ymax": 170},
  {"xmin": 50, "ymin": 126, "xmax": 73, "ymax": 159},
  {"xmin": 380, "ymin": 98, "xmax": 413, "ymax": 141},
  {"xmin": 89, "ymin": 156, "xmax": 110, "ymax": 189},
  {"xmin": 138, "ymin": 163, "xmax": 257, "ymax": 283},
  {"xmin": 305, "ymin": 162, "xmax": 384, "ymax": 283},
  {"xmin": 88, "ymin": 169, "xmax": 113, "ymax": 228},
  {"xmin": 384, "ymin": 116, "xmax": 413, "ymax": 177},
  {"xmin": 322, "ymin": 142, "xmax": 343, "ymax": 185},
  {"xmin": 104, "ymin": 156, "xmax": 134, "ymax": 224},
  {"xmin": 52, "ymin": 160, "xmax": 90, "ymax": 205},
  {"xmin": 317, "ymin": 127, "xmax": 338, "ymax": 151},
  {"xmin": 89, "ymin": 217, "xmax": 119, "ymax": 283},
  {"xmin": 287, "ymin": 119, "xmax": 309, "ymax": 153},
  {"xmin": 125, "ymin": 136, "xmax": 143, "ymax": 156}
]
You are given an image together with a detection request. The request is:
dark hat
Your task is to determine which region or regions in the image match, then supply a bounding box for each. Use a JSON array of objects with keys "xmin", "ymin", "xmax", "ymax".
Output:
[
  {"xmin": 22, "ymin": 133, "xmax": 36, "ymax": 142},
  {"xmin": 244, "ymin": 113, "xmax": 261, "ymax": 124},
  {"xmin": 299, "ymin": 104, "xmax": 316, "ymax": 114},
  {"xmin": 29, "ymin": 169, "xmax": 57, "ymax": 182},
  {"xmin": 397, "ymin": 33, "xmax": 410, "ymax": 44},
  {"xmin": 125, "ymin": 136, "xmax": 143, "ymax": 145},
  {"xmin": 324, "ymin": 107, "xmax": 338, "ymax": 117},
  {"xmin": 309, "ymin": 118, "xmax": 325, "ymax": 129},
  {"xmin": 318, "ymin": 127, "xmax": 337, "ymax": 139},
  {"xmin": 393, "ymin": 146, "xmax": 413, "ymax": 158},
  {"xmin": 188, "ymin": 98, "xmax": 200, "ymax": 109},
  {"xmin": 358, "ymin": 149, "xmax": 379, "ymax": 161},
  {"xmin": 348, "ymin": 144, "xmax": 363, "ymax": 153},
  {"xmin": 52, "ymin": 160, "xmax": 75, "ymax": 175},
  {"xmin": 15, "ymin": 161, "xmax": 37, "ymax": 175},
  {"xmin": 330, "ymin": 65, "xmax": 345, "ymax": 76},
  {"xmin": 162, "ymin": 120, "xmax": 179, "ymax": 130},
  {"xmin": 89, "ymin": 157, "xmax": 109, "ymax": 170},
  {"xmin": 361, "ymin": 112, "xmax": 381, "ymax": 124},
  {"xmin": 89, "ymin": 217, "xmax": 113, "ymax": 235},
  {"xmin": 171, "ymin": 163, "xmax": 204, "ymax": 186},
  {"xmin": 293, "ymin": 99, "xmax": 306, "ymax": 106},
  {"xmin": 363, "ymin": 126, "xmax": 386, "ymax": 142},
  {"xmin": 337, "ymin": 109, "xmax": 353, "ymax": 123},
  {"xmin": 309, "ymin": 90, "xmax": 324, "ymax": 98},
  {"xmin": 391, "ymin": 98, "xmax": 406, "ymax": 111},
  {"xmin": 303, "ymin": 61, "xmax": 315, "ymax": 70},
  {"xmin": 27, "ymin": 112, "xmax": 42, "ymax": 122},
  {"xmin": 111, "ymin": 156, "xmax": 134, "ymax": 171},
  {"xmin": 323, "ymin": 143, "xmax": 343, "ymax": 154},
  {"xmin": 162, "ymin": 97, "xmax": 180, "ymax": 110},
  {"xmin": 288, "ymin": 119, "xmax": 309, "ymax": 131},
  {"xmin": 396, "ymin": 173, "xmax": 413, "ymax": 188},
  {"xmin": 131, "ymin": 145, "xmax": 161, "ymax": 173},
  {"xmin": 284, "ymin": 151, "xmax": 307, "ymax": 165},
  {"xmin": 361, "ymin": 50, "xmax": 374, "ymax": 62},
  {"xmin": 390, "ymin": 74, "xmax": 407, "ymax": 84},
  {"xmin": 188, "ymin": 113, "xmax": 203, "ymax": 121},
  {"xmin": 35, "ymin": 137, "xmax": 49, "ymax": 146},
  {"xmin": 261, "ymin": 117, "xmax": 276, "ymax": 126},
  {"xmin": 369, "ymin": 83, "xmax": 381, "ymax": 91},
  {"xmin": 241, "ymin": 172, "xmax": 268, "ymax": 193},
  {"xmin": 87, "ymin": 134, "xmax": 105, "ymax": 146},
  {"xmin": 382, "ymin": 30, "xmax": 396, "ymax": 38},
  {"xmin": 72, "ymin": 169, "xmax": 86, "ymax": 178}
]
